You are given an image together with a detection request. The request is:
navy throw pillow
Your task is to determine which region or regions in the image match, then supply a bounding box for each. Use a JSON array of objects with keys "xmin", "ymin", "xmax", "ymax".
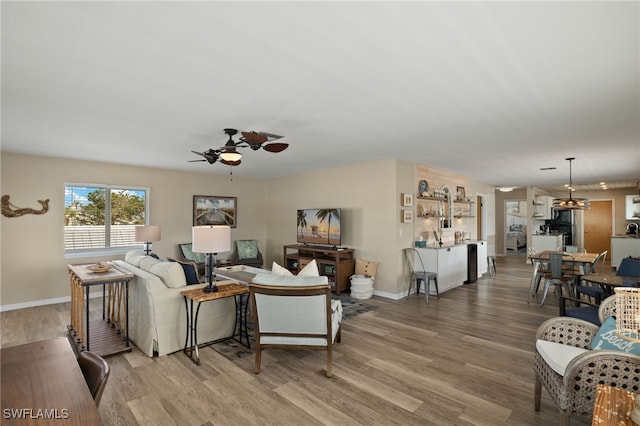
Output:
[{"xmin": 169, "ymin": 259, "xmax": 199, "ymax": 285}]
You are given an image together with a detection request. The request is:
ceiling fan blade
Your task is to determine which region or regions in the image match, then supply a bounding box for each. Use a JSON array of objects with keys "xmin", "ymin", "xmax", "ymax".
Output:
[
  {"xmin": 191, "ymin": 150, "xmax": 207, "ymax": 158},
  {"xmin": 188, "ymin": 159, "xmax": 206, "ymax": 162},
  {"xmin": 263, "ymin": 142, "xmax": 289, "ymax": 153},
  {"xmin": 220, "ymin": 159, "xmax": 241, "ymax": 166},
  {"xmin": 258, "ymin": 132, "xmax": 284, "ymax": 141},
  {"xmin": 241, "ymin": 131, "xmax": 268, "ymax": 144}
]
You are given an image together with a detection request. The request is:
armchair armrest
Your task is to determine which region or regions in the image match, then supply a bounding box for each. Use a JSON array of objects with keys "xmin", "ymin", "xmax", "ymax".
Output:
[
  {"xmin": 564, "ymin": 350, "xmax": 640, "ymax": 389},
  {"xmin": 536, "ymin": 317, "xmax": 599, "ymax": 349}
]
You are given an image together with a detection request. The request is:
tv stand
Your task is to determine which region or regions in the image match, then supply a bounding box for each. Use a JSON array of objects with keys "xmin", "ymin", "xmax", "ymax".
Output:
[{"xmin": 283, "ymin": 244, "xmax": 355, "ymax": 294}]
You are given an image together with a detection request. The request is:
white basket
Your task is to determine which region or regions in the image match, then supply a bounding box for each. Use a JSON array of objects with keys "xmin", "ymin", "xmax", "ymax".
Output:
[
  {"xmin": 350, "ymin": 276, "xmax": 374, "ymax": 300},
  {"xmin": 614, "ymin": 287, "xmax": 640, "ymax": 343}
]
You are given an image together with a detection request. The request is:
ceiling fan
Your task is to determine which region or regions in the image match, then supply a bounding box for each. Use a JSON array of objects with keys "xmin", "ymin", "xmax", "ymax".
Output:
[{"xmin": 190, "ymin": 128, "xmax": 288, "ymax": 167}]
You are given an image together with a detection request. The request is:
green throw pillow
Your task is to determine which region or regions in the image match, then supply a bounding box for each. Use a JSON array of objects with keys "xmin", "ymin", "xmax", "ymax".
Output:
[
  {"xmin": 236, "ymin": 240, "xmax": 258, "ymax": 260},
  {"xmin": 591, "ymin": 316, "xmax": 640, "ymax": 355},
  {"xmin": 181, "ymin": 244, "xmax": 206, "ymax": 264}
]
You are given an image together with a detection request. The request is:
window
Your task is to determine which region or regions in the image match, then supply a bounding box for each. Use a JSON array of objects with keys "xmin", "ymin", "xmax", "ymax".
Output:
[{"xmin": 64, "ymin": 184, "xmax": 149, "ymax": 253}]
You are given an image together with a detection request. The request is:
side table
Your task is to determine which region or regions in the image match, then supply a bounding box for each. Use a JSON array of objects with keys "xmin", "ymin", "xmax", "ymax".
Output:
[
  {"xmin": 182, "ymin": 282, "xmax": 250, "ymax": 365},
  {"xmin": 592, "ymin": 384, "xmax": 638, "ymax": 426},
  {"xmin": 67, "ymin": 263, "xmax": 134, "ymax": 356}
]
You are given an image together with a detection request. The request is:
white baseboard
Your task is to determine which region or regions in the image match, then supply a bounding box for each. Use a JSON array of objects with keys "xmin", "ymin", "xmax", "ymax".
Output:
[{"xmin": 0, "ymin": 292, "xmax": 102, "ymax": 312}]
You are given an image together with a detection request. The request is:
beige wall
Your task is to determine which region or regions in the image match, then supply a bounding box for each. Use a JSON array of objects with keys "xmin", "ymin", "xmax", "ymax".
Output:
[
  {"xmin": 1, "ymin": 153, "xmax": 497, "ymax": 308},
  {"xmin": 1, "ymin": 152, "xmax": 267, "ymax": 308}
]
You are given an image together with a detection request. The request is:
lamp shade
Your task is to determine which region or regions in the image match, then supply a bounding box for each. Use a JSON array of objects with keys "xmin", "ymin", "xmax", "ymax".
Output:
[
  {"xmin": 135, "ymin": 225, "xmax": 161, "ymax": 242},
  {"xmin": 192, "ymin": 225, "xmax": 231, "ymax": 254}
]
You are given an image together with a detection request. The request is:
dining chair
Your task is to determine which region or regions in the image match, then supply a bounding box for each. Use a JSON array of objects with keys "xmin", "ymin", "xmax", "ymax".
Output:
[
  {"xmin": 77, "ymin": 351, "xmax": 110, "ymax": 407},
  {"xmin": 575, "ymin": 251, "xmax": 608, "ymax": 303},
  {"xmin": 527, "ymin": 247, "xmax": 547, "ymax": 301},
  {"xmin": 403, "ymin": 248, "xmax": 439, "ymax": 304},
  {"xmin": 540, "ymin": 252, "xmax": 576, "ymax": 307}
]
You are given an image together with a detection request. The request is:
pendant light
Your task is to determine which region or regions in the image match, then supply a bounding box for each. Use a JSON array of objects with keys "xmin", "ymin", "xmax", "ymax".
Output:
[{"xmin": 552, "ymin": 157, "xmax": 590, "ymax": 210}]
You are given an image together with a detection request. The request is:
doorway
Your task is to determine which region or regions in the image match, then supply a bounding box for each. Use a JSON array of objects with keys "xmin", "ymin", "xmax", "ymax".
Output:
[
  {"xmin": 505, "ymin": 200, "xmax": 527, "ymax": 255},
  {"xmin": 583, "ymin": 200, "xmax": 612, "ymax": 262}
]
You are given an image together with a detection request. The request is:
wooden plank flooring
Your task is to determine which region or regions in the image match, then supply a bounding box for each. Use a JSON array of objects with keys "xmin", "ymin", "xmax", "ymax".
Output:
[{"xmin": 1, "ymin": 254, "xmax": 595, "ymax": 425}]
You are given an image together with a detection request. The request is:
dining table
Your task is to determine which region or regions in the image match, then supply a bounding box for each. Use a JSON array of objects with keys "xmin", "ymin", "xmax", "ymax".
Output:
[
  {"xmin": 580, "ymin": 272, "xmax": 640, "ymax": 300},
  {"xmin": 1, "ymin": 337, "xmax": 103, "ymax": 425},
  {"xmin": 527, "ymin": 250, "xmax": 599, "ymax": 303}
]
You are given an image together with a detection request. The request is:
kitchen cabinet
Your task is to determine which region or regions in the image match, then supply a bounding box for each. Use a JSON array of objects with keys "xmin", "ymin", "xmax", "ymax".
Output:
[
  {"xmin": 416, "ymin": 244, "xmax": 470, "ymax": 294},
  {"xmin": 532, "ymin": 196, "xmax": 554, "ymax": 220},
  {"xmin": 532, "ymin": 234, "xmax": 563, "ymax": 252},
  {"xmin": 625, "ymin": 195, "xmax": 640, "ymax": 220},
  {"xmin": 611, "ymin": 236, "xmax": 640, "ymax": 269}
]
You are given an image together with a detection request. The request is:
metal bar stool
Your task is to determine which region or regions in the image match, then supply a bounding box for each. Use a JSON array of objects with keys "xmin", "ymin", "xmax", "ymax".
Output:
[{"xmin": 403, "ymin": 248, "xmax": 439, "ymax": 303}]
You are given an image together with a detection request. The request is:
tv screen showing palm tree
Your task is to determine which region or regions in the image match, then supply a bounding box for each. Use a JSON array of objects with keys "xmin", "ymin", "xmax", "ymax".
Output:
[{"xmin": 296, "ymin": 208, "xmax": 341, "ymax": 246}]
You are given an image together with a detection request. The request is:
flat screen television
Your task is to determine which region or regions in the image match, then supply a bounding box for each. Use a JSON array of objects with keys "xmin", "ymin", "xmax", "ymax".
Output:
[{"xmin": 296, "ymin": 208, "xmax": 341, "ymax": 247}]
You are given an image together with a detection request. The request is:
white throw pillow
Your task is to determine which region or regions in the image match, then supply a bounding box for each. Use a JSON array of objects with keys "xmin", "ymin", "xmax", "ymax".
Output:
[
  {"xmin": 298, "ymin": 259, "xmax": 320, "ymax": 277},
  {"xmin": 271, "ymin": 261, "xmax": 293, "ymax": 276},
  {"xmin": 149, "ymin": 262, "xmax": 187, "ymax": 288}
]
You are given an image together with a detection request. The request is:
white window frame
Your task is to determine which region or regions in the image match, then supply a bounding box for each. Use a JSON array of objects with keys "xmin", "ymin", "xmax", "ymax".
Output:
[{"xmin": 64, "ymin": 183, "xmax": 151, "ymax": 258}]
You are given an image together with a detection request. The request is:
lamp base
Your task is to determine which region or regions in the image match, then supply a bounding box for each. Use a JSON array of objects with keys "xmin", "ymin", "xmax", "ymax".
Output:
[{"xmin": 203, "ymin": 284, "xmax": 219, "ymax": 293}]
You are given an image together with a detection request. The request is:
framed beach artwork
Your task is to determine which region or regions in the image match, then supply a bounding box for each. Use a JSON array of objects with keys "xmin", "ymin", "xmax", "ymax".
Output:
[{"xmin": 193, "ymin": 195, "xmax": 237, "ymax": 227}]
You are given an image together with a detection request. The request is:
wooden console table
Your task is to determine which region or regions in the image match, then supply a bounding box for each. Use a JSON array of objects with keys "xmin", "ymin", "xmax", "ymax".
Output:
[
  {"xmin": 182, "ymin": 282, "xmax": 250, "ymax": 365},
  {"xmin": 68, "ymin": 263, "xmax": 134, "ymax": 357},
  {"xmin": 283, "ymin": 244, "xmax": 355, "ymax": 294}
]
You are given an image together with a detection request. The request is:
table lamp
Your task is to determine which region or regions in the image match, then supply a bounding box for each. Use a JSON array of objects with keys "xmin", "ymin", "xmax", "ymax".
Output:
[
  {"xmin": 192, "ymin": 225, "xmax": 231, "ymax": 293},
  {"xmin": 135, "ymin": 225, "xmax": 161, "ymax": 255}
]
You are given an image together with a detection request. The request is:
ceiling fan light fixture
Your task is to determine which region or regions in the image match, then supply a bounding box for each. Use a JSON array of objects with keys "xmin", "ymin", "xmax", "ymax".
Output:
[
  {"xmin": 498, "ymin": 187, "xmax": 515, "ymax": 192},
  {"xmin": 220, "ymin": 151, "xmax": 242, "ymax": 162},
  {"xmin": 552, "ymin": 157, "xmax": 590, "ymax": 210}
]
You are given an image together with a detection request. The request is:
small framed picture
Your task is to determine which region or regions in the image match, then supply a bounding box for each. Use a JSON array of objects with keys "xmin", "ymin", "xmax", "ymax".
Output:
[
  {"xmin": 402, "ymin": 193, "xmax": 413, "ymax": 207},
  {"xmin": 402, "ymin": 209, "xmax": 413, "ymax": 223},
  {"xmin": 456, "ymin": 186, "xmax": 466, "ymax": 201}
]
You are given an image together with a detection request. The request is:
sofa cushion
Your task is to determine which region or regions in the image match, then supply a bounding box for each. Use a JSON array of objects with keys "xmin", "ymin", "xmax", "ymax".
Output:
[
  {"xmin": 271, "ymin": 261, "xmax": 293, "ymax": 276},
  {"xmin": 236, "ymin": 239, "xmax": 259, "ymax": 260},
  {"xmin": 139, "ymin": 256, "xmax": 161, "ymax": 272},
  {"xmin": 253, "ymin": 273, "xmax": 328, "ymax": 287},
  {"xmin": 149, "ymin": 262, "xmax": 187, "ymax": 289},
  {"xmin": 125, "ymin": 250, "xmax": 148, "ymax": 267},
  {"xmin": 591, "ymin": 316, "xmax": 640, "ymax": 354},
  {"xmin": 536, "ymin": 339, "xmax": 589, "ymax": 376}
]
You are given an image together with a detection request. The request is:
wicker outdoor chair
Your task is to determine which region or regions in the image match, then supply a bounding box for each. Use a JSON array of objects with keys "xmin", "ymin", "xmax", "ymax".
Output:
[{"xmin": 534, "ymin": 298, "xmax": 640, "ymax": 425}]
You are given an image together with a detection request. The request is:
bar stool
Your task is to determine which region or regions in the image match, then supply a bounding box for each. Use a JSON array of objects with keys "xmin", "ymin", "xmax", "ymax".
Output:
[
  {"xmin": 403, "ymin": 248, "xmax": 439, "ymax": 304},
  {"xmin": 487, "ymin": 256, "xmax": 496, "ymax": 276}
]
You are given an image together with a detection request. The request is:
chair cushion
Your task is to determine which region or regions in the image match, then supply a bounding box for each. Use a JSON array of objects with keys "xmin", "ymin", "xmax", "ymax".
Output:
[
  {"xmin": 236, "ymin": 240, "xmax": 258, "ymax": 260},
  {"xmin": 179, "ymin": 243, "xmax": 206, "ymax": 264},
  {"xmin": 536, "ymin": 340, "xmax": 589, "ymax": 376},
  {"xmin": 565, "ymin": 306, "xmax": 601, "ymax": 326},
  {"xmin": 253, "ymin": 273, "xmax": 328, "ymax": 287},
  {"xmin": 591, "ymin": 316, "xmax": 640, "ymax": 354}
]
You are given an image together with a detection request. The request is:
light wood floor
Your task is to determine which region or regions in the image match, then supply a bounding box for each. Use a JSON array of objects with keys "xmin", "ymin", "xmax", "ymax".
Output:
[{"xmin": 1, "ymin": 254, "xmax": 595, "ymax": 425}]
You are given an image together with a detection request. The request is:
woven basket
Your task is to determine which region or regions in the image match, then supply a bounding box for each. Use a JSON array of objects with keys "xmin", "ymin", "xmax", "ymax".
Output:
[{"xmin": 614, "ymin": 287, "xmax": 640, "ymax": 343}]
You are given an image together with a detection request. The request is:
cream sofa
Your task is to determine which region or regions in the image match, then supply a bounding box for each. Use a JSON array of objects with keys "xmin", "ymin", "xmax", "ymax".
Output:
[{"xmin": 113, "ymin": 251, "xmax": 235, "ymax": 357}]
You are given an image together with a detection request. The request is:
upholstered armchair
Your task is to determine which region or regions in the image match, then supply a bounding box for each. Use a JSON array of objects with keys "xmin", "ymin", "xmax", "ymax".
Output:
[
  {"xmin": 534, "ymin": 300, "xmax": 640, "ymax": 425},
  {"xmin": 178, "ymin": 243, "xmax": 206, "ymax": 276},
  {"xmin": 230, "ymin": 239, "xmax": 263, "ymax": 268},
  {"xmin": 248, "ymin": 274, "xmax": 342, "ymax": 377}
]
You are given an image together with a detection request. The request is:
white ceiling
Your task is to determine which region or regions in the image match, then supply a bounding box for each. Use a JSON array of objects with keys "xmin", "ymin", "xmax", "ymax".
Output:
[{"xmin": 2, "ymin": 1, "xmax": 639, "ymax": 191}]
